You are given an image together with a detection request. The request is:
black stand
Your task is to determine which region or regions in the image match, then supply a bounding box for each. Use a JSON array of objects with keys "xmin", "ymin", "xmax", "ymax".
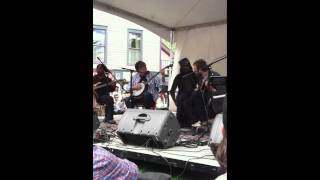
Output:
[
  {"xmin": 128, "ymin": 69, "xmax": 135, "ymax": 108},
  {"xmin": 195, "ymin": 67, "xmax": 215, "ymax": 137},
  {"xmin": 206, "ymin": 66, "xmax": 216, "ymax": 124},
  {"xmin": 122, "ymin": 67, "xmax": 136, "ymax": 108}
]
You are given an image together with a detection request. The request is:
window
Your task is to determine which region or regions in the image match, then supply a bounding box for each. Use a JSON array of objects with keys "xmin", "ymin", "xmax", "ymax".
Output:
[
  {"xmin": 128, "ymin": 29, "xmax": 142, "ymax": 65},
  {"xmin": 93, "ymin": 25, "xmax": 107, "ymax": 64}
]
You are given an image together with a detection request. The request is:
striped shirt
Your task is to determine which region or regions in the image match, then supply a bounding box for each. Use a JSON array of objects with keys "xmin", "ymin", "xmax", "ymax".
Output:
[
  {"xmin": 128, "ymin": 72, "xmax": 161, "ymax": 102},
  {"xmin": 93, "ymin": 146, "xmax": 138, "ymax": 180}
]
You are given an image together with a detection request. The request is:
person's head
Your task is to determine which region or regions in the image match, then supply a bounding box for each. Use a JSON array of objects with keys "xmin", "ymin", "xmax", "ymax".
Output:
[
  {"xmin": 215, "ymin": 96, "xmax": 227, "ymax": 172},
  {"xmin": 96, "ymin": 64, "xmax": 107, "ymax": 76},
  {"xmin": 193, "ymin": 59, "xmax": 209, "ymax": 77},
  {"xmin": 216, "ymin": 136, "xmax": 227, "ymax": 172},
  {"xmin": 135, "ymin": 61, "xmax": 148, "ymax": 77},
  {"xmin": 179, "ymin": 58, "xmax": 192, "ymax": 74}
]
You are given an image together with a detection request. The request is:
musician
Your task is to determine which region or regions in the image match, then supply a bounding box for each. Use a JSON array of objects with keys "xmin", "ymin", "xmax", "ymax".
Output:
[
  {"xmin": 170, "ymin": 58, "xmax": 198, "ymax": 127},
  {"xmin": 125, "ymin": 61, "xmax": 161, "ymax": 109},
  {"xmin": 196, "ymin": 59, "xmax": 226, "ymax": 118},
  {"xmin": 185, "ymin": 59, "xmax": 223, "ymax": 125},
  {"xmin": 93, "ymin": 64, "xmax": 116, "ymax": 124}
]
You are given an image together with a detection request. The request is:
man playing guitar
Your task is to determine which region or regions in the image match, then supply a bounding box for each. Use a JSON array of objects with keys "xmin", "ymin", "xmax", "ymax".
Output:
[
  {"xmin": 125, "ymin": 61, "xmax": 161, "ymax": 109},
  {"xmin": 184, "ymin": 59, "xmax": 224, "ymax": 128},
  {"xmin": 93, "ymin": 64, "xmax": 117, "ymax": 124}
]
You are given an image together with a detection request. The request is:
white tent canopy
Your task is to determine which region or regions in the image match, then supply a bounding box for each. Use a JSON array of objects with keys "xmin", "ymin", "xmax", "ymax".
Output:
[
  {"xmin": 93, "ymin": 0, "xmax": 227, "ymax": 110},
  {"xmin": 93, "ymin": 0, "xmax": 226, "ymax": 41}
]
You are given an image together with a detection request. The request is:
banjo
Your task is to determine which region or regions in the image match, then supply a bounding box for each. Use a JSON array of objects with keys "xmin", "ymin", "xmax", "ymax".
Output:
[{"xmin": 132, "ymin": 64, "xmax": 172, "ymax": 99}]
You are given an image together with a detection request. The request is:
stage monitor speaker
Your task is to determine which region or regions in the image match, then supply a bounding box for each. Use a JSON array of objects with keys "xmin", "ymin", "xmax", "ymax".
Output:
[{"xmin": 116, "ymin": 109, "xmax": 180, "ymax": 149}]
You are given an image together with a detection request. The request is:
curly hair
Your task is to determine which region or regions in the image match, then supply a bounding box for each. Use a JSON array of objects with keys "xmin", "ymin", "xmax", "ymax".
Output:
[{"xmin": 135, "ymin": 61, "xmax": 146, "ymax": 71}]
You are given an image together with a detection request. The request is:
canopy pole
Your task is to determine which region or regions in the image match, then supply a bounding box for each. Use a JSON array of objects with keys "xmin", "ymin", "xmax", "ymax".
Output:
[
  {"xmin": 167, "ymin": 29, "xmax": 175, "ymax": 110},
  {"xmin": 169, "ymin": 30, "xmax": 175, "ymax": 65}
]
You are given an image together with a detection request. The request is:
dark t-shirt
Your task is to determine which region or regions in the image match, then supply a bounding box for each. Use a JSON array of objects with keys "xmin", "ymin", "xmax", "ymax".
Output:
[
  {"xmin": 170, "ymin": 73, "xmax": 198, "ymax": 103},
  {"xmin": 93, "ymin": 75, "xmax": 113, "ymax": 97}
]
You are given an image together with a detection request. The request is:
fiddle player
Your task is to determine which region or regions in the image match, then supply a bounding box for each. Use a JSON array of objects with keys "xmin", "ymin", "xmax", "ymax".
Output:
[{"xmin": 93, "ymin": 64, "xmax": 117, "ymax": 124}]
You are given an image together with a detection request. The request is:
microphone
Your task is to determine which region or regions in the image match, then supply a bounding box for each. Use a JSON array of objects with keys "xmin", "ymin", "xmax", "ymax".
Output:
[
  {"xmin": 122, "ymin": 67, "xmax": 136, "ymax": 71},
  {"xmin": 166, "ymin": 64, "xmax": 173, "ymax": 68},
  {"xmin": 206, "ymin": 55, "xmax": 227, "ymax": 68}
]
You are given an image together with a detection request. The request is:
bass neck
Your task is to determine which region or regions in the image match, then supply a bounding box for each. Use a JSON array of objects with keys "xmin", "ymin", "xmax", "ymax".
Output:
[
  {"xmin": 138, "ymin": 64, "xmax": 173, "ymax": 85},
  {"xmin": 140, "ymin": 72, "xmax": 160, "ymax": 84},
  {"xmin": 145, "ymin": 64, "xmax": 173, "ymax": 84}
]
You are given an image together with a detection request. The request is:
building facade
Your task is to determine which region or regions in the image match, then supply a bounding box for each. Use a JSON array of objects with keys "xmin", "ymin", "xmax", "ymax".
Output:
[{"xmin": 93, "ymin": 9, "xmax": 162, "ymax": 81}]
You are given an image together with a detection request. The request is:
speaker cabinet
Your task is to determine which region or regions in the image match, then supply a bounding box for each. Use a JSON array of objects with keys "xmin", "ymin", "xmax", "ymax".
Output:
[{"xmin": 117, "ymin": 109, "xmax": 180, "ymax": 148}]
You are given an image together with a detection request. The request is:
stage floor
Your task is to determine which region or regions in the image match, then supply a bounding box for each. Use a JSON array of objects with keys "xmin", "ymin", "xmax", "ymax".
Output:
[{"xmin": 94, "ymin": 114, "xmax": 221, "ymax": 175}]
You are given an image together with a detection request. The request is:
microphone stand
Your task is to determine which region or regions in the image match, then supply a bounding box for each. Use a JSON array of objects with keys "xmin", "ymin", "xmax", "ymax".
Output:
[
  {"xmin": 122, "ymin": 68, "xmax": 135, "ymax": 108},
  {"xmin": 197, "ymin": 67, "xmax": 213, "ymax": 136},
  {"xmin": 206, "ymin": 55, "xmax": 227, "ymax": 68},
  {"xmin": 129, "ymin": 69, "xmax": 134, "ymax": 108}
]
